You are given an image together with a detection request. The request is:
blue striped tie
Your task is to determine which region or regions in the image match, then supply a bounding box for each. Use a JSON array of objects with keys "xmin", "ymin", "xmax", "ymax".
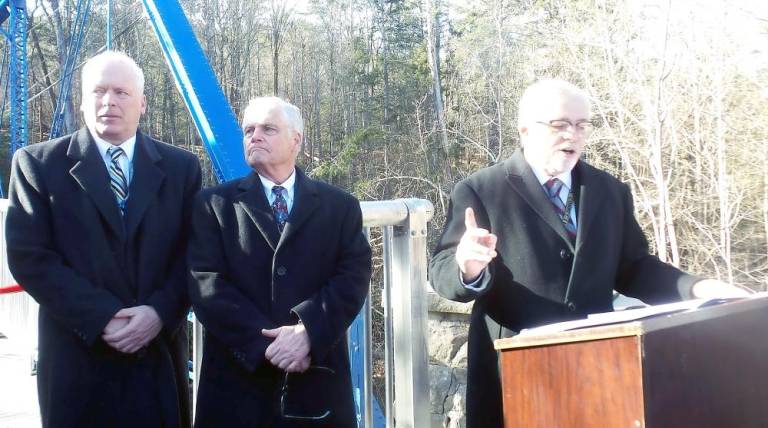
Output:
[
  {"xmin": 107, "ymin": 146, "xmax": 129, "ymax": 215},
  {"xmin": 544, "ymin": 178, "xmax": 576, "ymax": 241}
]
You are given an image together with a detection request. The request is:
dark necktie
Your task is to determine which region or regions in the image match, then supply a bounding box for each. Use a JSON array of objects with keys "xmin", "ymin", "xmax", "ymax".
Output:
[
  {"xmin": 107, "ymin": 146, "xmax": 129, "ymax": 216},
  {"xmin": 544, "ymin": 178, "xmax": 576, "ymax": 241},
  {"xmin": 271, "ymin": 185, "xmax": 289, "ymax": 232}
]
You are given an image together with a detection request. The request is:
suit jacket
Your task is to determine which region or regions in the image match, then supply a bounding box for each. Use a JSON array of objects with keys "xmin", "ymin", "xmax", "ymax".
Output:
[
  {"xmin": 5, "ymin": 128, "xmax": 202, "ymax": 428},
  {"xmin": 188, "ymin": 168, "xmax": 372, "ymax": 428},
  {"xmin": 429, "ymin": 149, "xmax": 698, "ymax": 428}
]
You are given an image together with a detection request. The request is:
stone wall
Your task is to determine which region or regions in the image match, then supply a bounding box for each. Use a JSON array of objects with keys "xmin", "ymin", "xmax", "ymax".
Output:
[{"xmin": 427, "ymin": 291, "xmax": 472, "ymax": 428}]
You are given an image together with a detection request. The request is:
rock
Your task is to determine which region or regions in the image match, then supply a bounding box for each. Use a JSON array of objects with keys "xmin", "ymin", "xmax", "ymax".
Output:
[
  {"xmin": 429, "ymin": 364, "xmax": 454, "ymax": 414},
  {"xmin": 445, "ymin": 384, "xmax": 467, "ymax": 428},
  {"xmin": 427, "ymin": 292, "xmax": 470, "ymax": 428},
  {"xmin": 428, "ymin": 318, "xmax": 468, "ymax": 365},
  {"xmin": 427, "ymin": 291, "xmax": 473, "ymax": 315},
  {"xmin": 451, "ymin": 342, "xmax": 468, "ymax": 368}
]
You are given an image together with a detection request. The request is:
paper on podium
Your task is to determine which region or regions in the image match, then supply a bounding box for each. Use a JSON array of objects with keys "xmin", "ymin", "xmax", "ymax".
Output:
[{"xmin": 519, "ymin": 292, "xmax": 768, "ymax": 336}]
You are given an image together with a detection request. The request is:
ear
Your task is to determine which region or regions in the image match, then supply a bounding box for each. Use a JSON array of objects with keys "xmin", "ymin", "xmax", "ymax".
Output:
[
  {"xmin": 292, "ymin": 131, "xmax": 303, "ymax": 152},
  {"xmin": 140, "ymin": 95, "xmax": 147, "ymax": 114}
]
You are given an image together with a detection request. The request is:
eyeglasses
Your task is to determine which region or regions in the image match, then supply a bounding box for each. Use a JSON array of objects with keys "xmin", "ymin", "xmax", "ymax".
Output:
[
  {"xmin": 280, "ymin": 366, "xmax": 335, "ymax": 421},
  {"xmin": 536, "ymin": 119, "xmax": 595, "ymax": 134}
]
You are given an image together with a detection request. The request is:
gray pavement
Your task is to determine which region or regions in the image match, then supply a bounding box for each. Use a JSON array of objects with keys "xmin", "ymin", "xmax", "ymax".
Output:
[{"xmin": 0, "ymin": 335, "xmax": 40, "ymax": 428}]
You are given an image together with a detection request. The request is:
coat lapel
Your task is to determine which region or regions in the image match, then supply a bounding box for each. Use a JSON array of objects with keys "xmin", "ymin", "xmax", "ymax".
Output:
[
  {"xmin": 67, "ymin": 128, "xmax": 124, "ymax": 239},
  {"xmin": 235, "ymin": 172, "xmax": 281, "ymax": 251},
  {"xmin": 573, "ymin": 162, "xmax": 605, "ymax": 252},
  {"xmin": 277, "ymin": 169, "xmax": 319, "ymax": 250},
  {"xmin": 124, "ymin": 133, "xmax": 165, "ymax": 239},
  {"xmin": 504, "ymin": 150, "xmax": 575, "ymax": 250}
]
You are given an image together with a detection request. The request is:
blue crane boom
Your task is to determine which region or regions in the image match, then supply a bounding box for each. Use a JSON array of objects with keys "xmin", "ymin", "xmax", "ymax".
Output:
[
  {"xmin": 6, "ymin": 0, "xmax": 26, "ymax": 158},
  {"xmin": 141, "ymin": 0, "xmax": 249, "ymax": 183}
]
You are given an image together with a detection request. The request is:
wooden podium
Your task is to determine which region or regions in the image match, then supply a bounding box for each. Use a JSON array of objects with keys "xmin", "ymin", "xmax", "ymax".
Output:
[{"xmin": 494, "ymin": 296, "xmax": 768, "ymax": 428}]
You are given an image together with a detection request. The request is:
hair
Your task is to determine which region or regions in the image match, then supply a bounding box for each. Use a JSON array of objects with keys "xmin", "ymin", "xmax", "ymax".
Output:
[
  {"xmin": 242, "ymin": 97, "xmax": 304, "ymax": 135},
  {"xmin": 81, "ymin": 51, "xmax": 145, "ymax": 95},
  {"xmin": 517, "ymin": 78, "xmax": 590, "ymax": 129}
]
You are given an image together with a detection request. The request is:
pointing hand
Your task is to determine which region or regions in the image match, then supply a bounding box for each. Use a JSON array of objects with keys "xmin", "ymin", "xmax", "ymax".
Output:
[{"xmin": 455, "ymin": 207, "xmax": 497, "ymax": 283}]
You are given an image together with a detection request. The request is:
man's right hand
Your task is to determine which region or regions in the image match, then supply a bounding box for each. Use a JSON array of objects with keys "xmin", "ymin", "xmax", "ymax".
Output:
[
  {"xmin": 455, "ymin": 207, "xmax": 498, "ymax": 283},
  {"xmin": 103, "ymin": 316, "xmax": 129, "ymax": 336}
]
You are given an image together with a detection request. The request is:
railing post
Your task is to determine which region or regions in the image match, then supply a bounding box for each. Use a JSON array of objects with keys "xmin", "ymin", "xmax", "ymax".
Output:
[
  {"xmin": 192, "ymin": 313, "xmax": 203, "ymax": 417},
  {"xmin": 388, "ymin": 198, "xmax": 433, "ymax": 428}
]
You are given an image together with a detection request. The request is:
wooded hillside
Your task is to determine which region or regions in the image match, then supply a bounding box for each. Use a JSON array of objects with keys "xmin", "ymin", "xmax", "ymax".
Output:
[{"xmin": 5, "ymin": 0, "xmax": 768, "ymax": 288}]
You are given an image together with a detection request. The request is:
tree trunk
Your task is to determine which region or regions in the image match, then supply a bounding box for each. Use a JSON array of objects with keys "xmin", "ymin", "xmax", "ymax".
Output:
[{"xmin": 423, "ymin": 0, "xmax": 452, "ymax": 181}]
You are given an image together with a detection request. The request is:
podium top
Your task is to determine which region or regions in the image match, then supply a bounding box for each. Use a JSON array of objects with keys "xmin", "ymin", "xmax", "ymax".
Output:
[{"xmin": 494, "ymin": 294, "xmax": 768, "ymax": 350}]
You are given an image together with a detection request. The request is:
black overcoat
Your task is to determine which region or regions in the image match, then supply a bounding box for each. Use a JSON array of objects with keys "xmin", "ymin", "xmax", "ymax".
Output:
[
  {"xmin": 188, "ymin": 169, "xmax": 372, "ymax": 428},
  {"xmin": 429, "ymin": 149, "xmax": 698, "ymax": 428},
  {"xmin": 5, "ymin": 128, "xmax": 202, "ymax": 428}
]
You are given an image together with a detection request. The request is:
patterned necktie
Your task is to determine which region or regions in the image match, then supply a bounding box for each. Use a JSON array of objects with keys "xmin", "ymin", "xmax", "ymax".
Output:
[
  {"xmin": 544, "ymin": 178, "xmax": 577, "ymax": 241},
  {"xmin": 271, "ymin": 185, "xmax": 289, "ymax": 232},
  {"xmin": 107, "ymin": 146, "xmax": 129, "ymax": 216}
]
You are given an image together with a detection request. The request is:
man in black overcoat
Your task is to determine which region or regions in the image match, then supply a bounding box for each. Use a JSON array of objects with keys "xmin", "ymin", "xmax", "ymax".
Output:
[
  {"xmin": 5, "ymin": 51, "xmax": 201, "ymax": 428},
  {"xmin": 188, "ymin": 96, "xmax": 372, "ymax": 427},
  {"xmin": 429, "ymin": 79, "xmax": 748, "ymax": 428}
]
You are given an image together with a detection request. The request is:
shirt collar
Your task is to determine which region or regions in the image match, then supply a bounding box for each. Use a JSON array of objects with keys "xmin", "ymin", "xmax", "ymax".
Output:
[
  {"xmin": 258, "ymin": 168, "xmax": 297, "ymax": 194},
  {"xmin": 91, "ymin": 130, "xmax": 137, "ymax": 162},
  {"xmin": 529, "ymin": 163, "xmax": 573, "ymax": 190}
]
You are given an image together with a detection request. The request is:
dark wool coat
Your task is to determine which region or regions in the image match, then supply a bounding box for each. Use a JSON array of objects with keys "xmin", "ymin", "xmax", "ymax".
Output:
[
  {"xmin": 6, "ymin": 128, "xmax": 201, "ymax": 428},
  {"xmin": 430, "ymin": 149, "xmax": 697, "ymax": 428},
  {"xmin": 188, "ymin": 169, "xmax": 372, "ymax": 428}
]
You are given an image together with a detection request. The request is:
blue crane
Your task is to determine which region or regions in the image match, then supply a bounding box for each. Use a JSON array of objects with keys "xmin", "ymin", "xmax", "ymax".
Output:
[{"xmin": 0, "ymin": 0, "xmax": 28, "ymax": 198}]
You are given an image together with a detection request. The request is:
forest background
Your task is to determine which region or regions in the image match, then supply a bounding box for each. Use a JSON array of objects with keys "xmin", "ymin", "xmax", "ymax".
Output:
[{"xmin": 3, "ymin": 0, "xmax": 768, "ymax": 290}]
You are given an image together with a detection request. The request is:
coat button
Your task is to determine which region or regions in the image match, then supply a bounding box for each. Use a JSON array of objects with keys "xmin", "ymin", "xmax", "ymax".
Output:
[
  {"xmin": 560, "ymin": 249, "xmax": 570, "ymax": 259},
  {"xmin": 567, "ymin": 301, "xmax": 576, "ymax": 311},
  {"xmin": 276, "ymin": 266, "xmax": 287, "ymax": 276}
]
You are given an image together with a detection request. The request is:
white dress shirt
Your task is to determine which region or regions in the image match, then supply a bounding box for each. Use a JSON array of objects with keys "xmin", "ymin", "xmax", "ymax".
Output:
[
  {"xmin": 258, "ymin": 169, "xmax": 296, "ymax": 214},
  {"xmin": 91, "ymin": 132, "xmax": 137, "ymax": 188}
]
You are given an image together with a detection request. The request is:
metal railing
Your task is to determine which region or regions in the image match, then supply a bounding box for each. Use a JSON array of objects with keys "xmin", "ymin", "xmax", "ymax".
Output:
[
  {"xmin": 1, "ymin": 198, "xmax": 434, "ymax": 428},
  {"xmin": 359, "ymin": 198, "xmax": 433, "ymax": 428}
]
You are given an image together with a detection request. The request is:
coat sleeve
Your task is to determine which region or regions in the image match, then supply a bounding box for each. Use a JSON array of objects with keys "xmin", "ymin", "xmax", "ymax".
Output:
[
  {"xmin": 146, "ymin": 153, "xmax": 202, "ymax": 334},
  {"xmin": 290, "ymin": 196, "xmax": 373, "ymax": 362},
  {"xmin": 613, "ymin": 182, "xmax": 699, "ymax": 303},
  {"xmin": 429, "ymin": 179, "xmax": 494, "ymax": 303},
  {"xmin": 5, "ymin": 148, "xmax": 124, "ymax": 346},
  {"xmin": 187, "ymin": 191, "xmax": 280, "ymax": 372}
]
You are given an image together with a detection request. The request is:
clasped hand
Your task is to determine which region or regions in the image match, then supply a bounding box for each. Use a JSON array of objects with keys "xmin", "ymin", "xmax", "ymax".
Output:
[
  {"xmin": 102, "ymin": 305, "xmax": 163, "ymax": 354},
  {"xmin": 455, "ymin": 207, "xmax": 498, "ymax": 283},
  {"xmin": 262, "ymin": 323, "xmax": 311, "ymax": 373}
]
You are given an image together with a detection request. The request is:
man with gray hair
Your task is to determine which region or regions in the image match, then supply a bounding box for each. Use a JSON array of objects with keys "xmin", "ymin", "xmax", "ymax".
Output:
[
  {"xmin": 188, "ymin": 96, "xmax": 372, "ymax": 427},
  {"xmin": 429, "ymin": 78, "xmax": 747, "ymax": 427},
  {"xmin": 6, "ymin": 50, "xmax": 201, "ymax": 427}
]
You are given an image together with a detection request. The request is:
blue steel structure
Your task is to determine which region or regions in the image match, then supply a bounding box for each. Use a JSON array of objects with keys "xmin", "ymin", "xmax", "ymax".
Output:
[
  {"xmin": 0, "ymin": 0, "xmax": 28, "ymax": 198},
  {"xmin": 349, "ymin": 308, "xmax": 387, "ymax": 427},
  {"xmin": 141, "ymin": 0, "xmax": 248, "ymax": 183},
  {"xmin": 4, "ymin": 0, "xmax": 27, "ymax": 158},
  {"xmin": 106, "ymin": 0, "xmax": 112, "ymax": 50},
  {"xmin": 50, "ymin": 0, "xmax": 93, "ymax": 139}
]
